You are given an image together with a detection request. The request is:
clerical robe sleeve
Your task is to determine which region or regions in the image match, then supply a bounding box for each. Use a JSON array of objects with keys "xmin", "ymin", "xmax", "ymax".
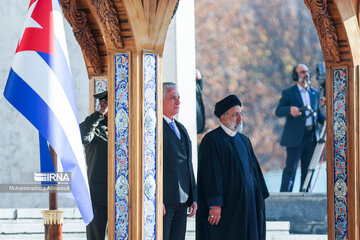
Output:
[{"xmin": 198, "ymin": 135, "xmax": 224, "ymax": 207}]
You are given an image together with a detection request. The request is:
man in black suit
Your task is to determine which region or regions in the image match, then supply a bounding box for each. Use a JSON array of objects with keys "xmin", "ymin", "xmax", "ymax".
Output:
[
  {"xmin": 276, "ymin": 64, "xmax": 326, "ymax": 192},
  {"xmin": 163, "ymin": 82, "xmax": 197, "ymax": 240},
  {"xmin": 80, "ymin": 91, "xmax": 108, "ymax": 240}
]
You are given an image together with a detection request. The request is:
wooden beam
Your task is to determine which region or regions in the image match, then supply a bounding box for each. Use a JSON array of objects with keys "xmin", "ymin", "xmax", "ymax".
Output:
[
  {"xmin": 148, "ymin": 0, "xmax": 158, "ymax": 37},
  {"xmin": 326, "ymin": 66, "xmax": 335, "ymax": 240},
  {"xmin": 336, "ymin": 0, "xmax": 360, "ymax": 63},
  {"xmin": 129, "ymin": 52, "xmax": 144, "ymax": 240},
  {"xmin": 156, "ymin": 54, "xmax": 164, "ymax": 240},
  {"xmin": 107, "ymin": 52, "xmax": 116, "ymax": 240},
  {"xmin": 152, "ymin": 0, "xmax": 178, "ymax": 52},
  {"xmin": 123, "ymin": 0, "xmax": 148, "ymax": 50},
  {"xmin": 143, "ymin": 0, "xmax": 150, "ymax": 39}
]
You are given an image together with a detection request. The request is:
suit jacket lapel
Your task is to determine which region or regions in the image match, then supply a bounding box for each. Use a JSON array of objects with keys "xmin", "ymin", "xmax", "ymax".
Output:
[
  {"xmin": 164, "ymin": 118, "xmax": 179, "ymax": 140},
  {"xmin": 292, "ymin": 85, "xmax": 304, "ymax": 107},
  {"xmin": 175, "ymin": 120, "xmax": 190, "ymax": 155},
  {"xmin": 164, "ymin": 119, "xmax": 187, "ymax": 154},
  {"xmin": 309, "ymin": 87, "xmax": 316, "ymax": 110}
]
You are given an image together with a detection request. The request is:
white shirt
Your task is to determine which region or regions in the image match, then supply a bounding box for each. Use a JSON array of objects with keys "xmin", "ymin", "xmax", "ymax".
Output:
[
  {"xmin": 220, "ymin": 123, "xmax": 237, "ymax": 137},
  {"xmin": 163, "ymin": 115, "xmax": 181, "ymax": 139},
  {"xmin": 297, "ymin": 84, "xmax": 313, "ymax": 127}
]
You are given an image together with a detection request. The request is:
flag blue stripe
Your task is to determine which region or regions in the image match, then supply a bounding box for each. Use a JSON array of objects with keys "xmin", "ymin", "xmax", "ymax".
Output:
[
  {"xmin": 37, "ymin": 38, "xmax": 77, "ymax": 119},
  {"xmin": 4, "ymin": 69, "xmax": 93, "ymax": 224},
  {"xmin": 39, "ymin": 133, "xmax": 55, "ymax": 172}
]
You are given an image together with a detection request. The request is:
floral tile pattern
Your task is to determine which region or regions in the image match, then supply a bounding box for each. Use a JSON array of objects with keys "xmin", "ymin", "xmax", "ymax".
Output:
[
  {"xmin": 332, "ymin": 67, "xmax": 348, "ymax": 240},
  {"xmin": 114, "ymin": 53, "xmax": 130, "ymax": 240},
  {"xmin": 94, "ymin": 78, "xmax": 107, "ymax": 111},
  {"xmin": 143, "ymin": 52, "xmax": 158, "ymax": 240}
]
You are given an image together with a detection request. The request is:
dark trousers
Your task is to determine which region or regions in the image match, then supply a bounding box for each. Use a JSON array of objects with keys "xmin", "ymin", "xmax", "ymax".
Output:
[
  {"xmin": 86, "ymin": 203, "xmax": 107, "ymax": 240},
  {"xmin": 280, "ymin": 129, "xmax": 316, "ymax": 192},
  {"xmin": 163, "ymin": 203, "xmax": 188, "ymax": 240}
]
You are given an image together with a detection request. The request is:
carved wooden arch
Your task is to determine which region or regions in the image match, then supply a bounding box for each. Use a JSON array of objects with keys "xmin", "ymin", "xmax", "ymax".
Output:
[
  {"xmin": 61, "ymin": 0, "xmax": 178, "ymax": 78},
  {"xmin": 305, "ymin": 0, "xmax": 360, "ymax": 239},
  {"xmin": 60, "ymin": 0, "xmax": 136, "ymax": 77}
]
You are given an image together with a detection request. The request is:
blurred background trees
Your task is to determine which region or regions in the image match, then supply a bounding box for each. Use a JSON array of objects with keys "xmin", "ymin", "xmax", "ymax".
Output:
[{"xmin": 195, "ymin": 0, "xmax": 324, "ymax": 171}]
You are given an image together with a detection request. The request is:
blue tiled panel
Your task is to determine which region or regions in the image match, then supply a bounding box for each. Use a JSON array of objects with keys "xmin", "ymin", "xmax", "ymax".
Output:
[
  {"xmin": 114, "ymin": 53, "xmax": 130, "ymax": 240},
  {"xmin": 332, "ymin": 67, "xmax": 348, "ymax": 240},
  {"xmin": 143, "ymin": 52, "xmax": 158, "ymax": 240}
]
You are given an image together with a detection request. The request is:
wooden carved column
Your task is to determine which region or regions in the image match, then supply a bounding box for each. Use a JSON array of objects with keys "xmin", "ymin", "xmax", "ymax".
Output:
[
  {"xmin": 61, "ymin": 0, "xmax": 178, "ymax": 239},
  {"xmin": 305, "ymin": 0, "xmax": 360, "ymax": 239},
  {"xmin": 107, "ymin": 49, "xmax": 164, "ymax": 240}
]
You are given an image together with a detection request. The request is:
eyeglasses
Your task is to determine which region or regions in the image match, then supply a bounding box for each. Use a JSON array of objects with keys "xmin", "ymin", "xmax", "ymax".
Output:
[
  {"xmin": 298, "ymin": 70, "xmax": 310, "ymax": 74},
  {"xmin": 100, "ymin": 99, "xmax": 108, "ymax": 105}
]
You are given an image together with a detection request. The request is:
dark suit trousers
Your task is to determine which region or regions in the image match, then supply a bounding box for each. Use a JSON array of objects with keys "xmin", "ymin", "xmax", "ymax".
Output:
[
  {"xmin": 163, "ymin": 203, "xmax": 188, "ymax": 240},
  {"xmin": 86, "ymin": 203, "xmax": 107, "ymax": 240},
  {"xmin": 280, "ymin": 129, "xmax": 316, "ymax": 192}
]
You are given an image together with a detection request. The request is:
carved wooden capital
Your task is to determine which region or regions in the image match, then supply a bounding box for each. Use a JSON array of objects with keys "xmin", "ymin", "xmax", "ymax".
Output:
[
  {"xmin": 61, "ymin": 0, "xmax": 103, "ymax": 74},
  {"xmin": 90, "ymin": 0, "xmax": 123, "ymax": 49},
  {"xmin": 304, "ymin": 0, "xmax": 340, "ymax": 63}
]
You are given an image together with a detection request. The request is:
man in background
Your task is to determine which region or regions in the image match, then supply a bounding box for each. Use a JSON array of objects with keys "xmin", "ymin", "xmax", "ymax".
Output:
[{"xmin": 276, "ymin": 64, "xmax": 325, "ymax": 192}]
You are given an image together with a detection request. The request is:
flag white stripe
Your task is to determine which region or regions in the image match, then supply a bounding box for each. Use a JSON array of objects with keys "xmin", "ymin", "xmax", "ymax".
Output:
[
  {"xmin": 12, "ymin": 51, "xmax": 89, "ymax": 192},
  {"xmin": 52, "ymin": 0, "xmax": 71, "ymax": 70}
]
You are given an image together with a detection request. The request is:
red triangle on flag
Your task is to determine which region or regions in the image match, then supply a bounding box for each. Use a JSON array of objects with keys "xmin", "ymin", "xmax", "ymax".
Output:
[{"xmin": 16, "ymin": 0, "xmax": 55, "ymax": 55}]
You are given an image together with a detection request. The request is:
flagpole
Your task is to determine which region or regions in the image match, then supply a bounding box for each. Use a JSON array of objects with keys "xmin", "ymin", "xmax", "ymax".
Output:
[
  {"xmin": 43, "ymin": 146, "xmax": 63, "ymax": 240},
  {"xmin": 49, "ymin": 146, "xmax": 58, "ymax": 210}
]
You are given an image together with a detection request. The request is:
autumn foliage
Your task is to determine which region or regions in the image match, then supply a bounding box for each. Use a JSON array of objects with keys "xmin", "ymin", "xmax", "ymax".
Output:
[{"xmin": 195, "ymin": 0, "xmax": 324, "ymax": 171}]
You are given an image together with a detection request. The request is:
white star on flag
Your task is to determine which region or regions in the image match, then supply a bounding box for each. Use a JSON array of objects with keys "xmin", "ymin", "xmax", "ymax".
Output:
[{"xmin": 18, "ymin": 0, "xmax": 42, "ymax": 47}]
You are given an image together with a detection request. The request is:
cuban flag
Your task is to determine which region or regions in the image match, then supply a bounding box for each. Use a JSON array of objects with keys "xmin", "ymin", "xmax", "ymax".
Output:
[{"xmin": 3, "ymin": 0, "xmax": 93, "ymax": 224}]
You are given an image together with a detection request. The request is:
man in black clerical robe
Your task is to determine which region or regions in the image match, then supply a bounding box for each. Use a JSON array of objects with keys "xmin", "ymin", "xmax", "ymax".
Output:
[{"xmin": 196, "ymin": 95, "xmax": 269, "ymax": 240}]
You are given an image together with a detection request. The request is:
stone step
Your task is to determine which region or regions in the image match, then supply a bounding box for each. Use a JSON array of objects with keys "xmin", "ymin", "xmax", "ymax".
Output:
[
  {"xmin": 0, "ymin": 220, "xmax": 85, "ymax": 234},
  {"xmin": 0, "ymin": 209, "xmax": 16, "ymax": 219},
  {"xmin": 0, "ymin": 219, "xmax": 289, "ymax": 234},
  {"xmin": 267, "ymin": 221, "xmax": 290, "ymax": 231},
  {"xmin": 0, "ymin": 208, "xmax": 319, "ymax": 240},
  {"xmin": 0, "ymin": 233, "xmax": 86, "ymax": 240},
  {"xmin": 266, "ymin": 221, "xmax": 290, "ymax": 240},
  {"xmin": 0, "ymin": 208, "xmax": 83, "ymax": 220},
  {"xmin": 272, "ymin": 234, "xmax": 327, "ymax": 240}
]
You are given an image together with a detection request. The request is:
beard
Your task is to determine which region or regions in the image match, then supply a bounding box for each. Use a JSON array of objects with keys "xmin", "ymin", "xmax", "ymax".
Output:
[
  {"xmin": 226, "ymin": 119, "xmax": 243, "ymax": 133},
  {"xmin": 299, "ymin": 76, "xmax": 311, "ymax": 87}
]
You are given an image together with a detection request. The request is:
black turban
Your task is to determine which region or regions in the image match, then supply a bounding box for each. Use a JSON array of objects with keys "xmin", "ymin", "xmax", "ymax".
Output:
[
  {"xmin": 214, "ymin": 95, "xmax": 242, "ymax": 118},
  {"xmin": 94, "ymin": 90, "xmax": 108, "ymax": 100}
]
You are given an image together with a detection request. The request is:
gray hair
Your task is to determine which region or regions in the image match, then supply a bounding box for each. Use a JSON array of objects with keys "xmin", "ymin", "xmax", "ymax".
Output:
[{"xmin": 163, "ymin": 82, "xmax": 177, "ymax": 99}]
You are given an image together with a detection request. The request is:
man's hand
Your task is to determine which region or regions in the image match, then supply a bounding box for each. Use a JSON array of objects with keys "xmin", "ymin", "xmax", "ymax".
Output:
[
  {"xmin": 290, "ymin": 106, "xmax": 301, "ymax": 117},
  {"xmin": 163, "ymin": 204, "xmax": 166, "ymax": 216},
  {"xmin": 208, "ymin": 206, "xmax": 221, "ymax": 225},
  {"xmin": 196, "ymin": 69, "xmax": 202, "ymax": 80},
  {"xmin": 187, "ymin": 202, "xmax": 198, "ymax": 217}
]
